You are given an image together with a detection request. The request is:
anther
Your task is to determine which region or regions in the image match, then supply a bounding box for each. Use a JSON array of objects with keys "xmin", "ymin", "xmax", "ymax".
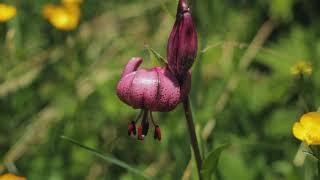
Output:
[
  {"xmin": 137, "ymin": 126, "xmax": 144, "ymax": 140},
  {"xmin": 128, "ymin": 121, "xmax": 136, "ymax": 136},
  {"xmin": 154, "ymin": 125, "xmax": 161, "ymax": 141}
]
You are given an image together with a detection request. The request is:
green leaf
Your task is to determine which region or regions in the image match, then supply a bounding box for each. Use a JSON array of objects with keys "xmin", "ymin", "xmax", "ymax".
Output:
[
  {"xmin": 146, "ymin": 45, "xmax": 167, "ymax": 67},
  {"xmin": 60, "ymin": 136, "xmax": 151, "ymax": 179},
  {"xmin": 201, "ymin": 143, "xmax": 231, "ymax": 180}
]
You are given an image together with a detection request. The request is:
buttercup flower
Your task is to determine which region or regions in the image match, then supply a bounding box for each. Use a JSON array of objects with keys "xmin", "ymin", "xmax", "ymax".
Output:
[
  {"xmin": 0, "ymin": 3, "xmax": 16, "ymax": 22},
  {"xmin": 117, "ymin": 57, "xmax": 191, "ymax": 140},
  {"xmin": 293, "ymin": 112, "xmax": 320, "ymax": 145},
  {"xmin": 62, "ymin": 0, "xmax": 83, "ymax": 5},
  {"xmin": 291, "ymin": 61, "xmax": 312, "ymax": 76},
  {"xmin": 0, "ymin": 173, "xmax": 26, "ymax": 180},
  {"xmin": 167, "ymin": 0, "xmax": 198, "ymax": 79},
  {"xmin": 43, "ymin": 3, "xmax": 80, "ymax": 31}
]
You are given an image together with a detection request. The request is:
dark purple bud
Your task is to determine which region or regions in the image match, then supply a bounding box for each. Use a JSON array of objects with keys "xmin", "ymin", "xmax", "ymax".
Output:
[{"xmin": 167, "ymin": 0, "xmax": 198, "ymax": 79}]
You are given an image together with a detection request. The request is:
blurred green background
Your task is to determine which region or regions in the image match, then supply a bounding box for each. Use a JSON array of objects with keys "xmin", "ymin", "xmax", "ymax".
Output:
[{"xmin": 1, "ymin": 0, "xmax": 320, "ymax": 179}]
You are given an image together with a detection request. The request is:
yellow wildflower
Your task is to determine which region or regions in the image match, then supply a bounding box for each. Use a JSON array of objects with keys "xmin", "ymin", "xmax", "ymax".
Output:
[
  {"xmin": 62, "ymin": 0, "xmax": 83, "ymax": 5},
  {"xmin": 43, "ymin": 3, "xmax": 80, "ymax": 31},
  {"xmin": 0, "ymin": 3, "xmax": 16, "ymax": 22},
  {"xmin": 291, "ymin": 61, "xmax": 312, "ymax": 76},
  {"xmin": 0, "ymin": 173, "xmax": 26, "ymax": 180},
  {"xmin": 293, "ymin": 112, "xmax": 320, "ymax": 145}
]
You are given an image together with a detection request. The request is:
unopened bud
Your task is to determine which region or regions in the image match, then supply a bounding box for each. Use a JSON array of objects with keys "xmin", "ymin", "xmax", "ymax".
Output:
[{"xmin": 167, "ymin": 0, "xmax": 198, "ymax": 79}]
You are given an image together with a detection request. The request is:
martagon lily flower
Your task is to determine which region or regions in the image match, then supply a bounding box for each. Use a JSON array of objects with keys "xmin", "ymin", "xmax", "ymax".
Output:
[
  {"xmin": 167, "ymin": 0, "xmax": 198, "ymax": 80},
  {"xmin": 116, "ymin": 57, "xmax": 191, "ymax": 140}
]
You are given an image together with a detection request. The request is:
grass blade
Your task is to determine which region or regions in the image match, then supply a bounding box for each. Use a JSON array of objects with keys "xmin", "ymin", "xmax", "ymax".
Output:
[{"xmin": 60, "ymin": 136, "xmax": 151, "ymax": 179}]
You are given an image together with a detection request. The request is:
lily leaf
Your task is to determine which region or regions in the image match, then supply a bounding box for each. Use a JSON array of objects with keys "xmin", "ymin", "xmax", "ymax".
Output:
[
  {"xmin": 201, "ymin": 143, "xmax": 231, "ymax": 180},
  {"xmin": 61, "ymin": 136, "xmax": 151, "ymax": 179},
  {"xmin": 146, "ymin": 45, "xmax": 167, "ymax": 66}
]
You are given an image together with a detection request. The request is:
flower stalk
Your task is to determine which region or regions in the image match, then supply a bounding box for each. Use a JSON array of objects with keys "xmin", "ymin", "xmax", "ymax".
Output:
[
  {"xmin": 310, "ymin": 145, "xmax": 320, "ymax": 178},
  {"xmin": 183, "ymin": 96, "xmax": 202, "ymax": 180}
]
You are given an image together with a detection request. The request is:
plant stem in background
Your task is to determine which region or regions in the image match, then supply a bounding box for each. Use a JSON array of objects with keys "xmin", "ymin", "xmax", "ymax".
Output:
[
  {"xmin": 183, "ymin": 96, "xmax": 202, "ymax": 180},
  {"xmin": 318, "ymin": 159, "xmax": 320, "ymax": 179},
  {"xmin": 317, "ymin": 147, "xmax": 320, "ymax": 179},
  {"xmin": 309, "ymin": 146, "xmax": 320, "ymax": 179}
]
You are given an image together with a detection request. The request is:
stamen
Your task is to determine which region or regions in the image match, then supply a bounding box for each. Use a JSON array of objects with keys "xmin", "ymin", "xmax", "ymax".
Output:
[
  {"xmin": 149, "ymin": 111, "xmax": 157, "ymax": 126},
  {"xmin": 134, "ymin": 109, "xmax": 144, "ymax": 123},
  {"xmin": 141, "ymin": 109, "xmax": 149, "ymax": 136}
]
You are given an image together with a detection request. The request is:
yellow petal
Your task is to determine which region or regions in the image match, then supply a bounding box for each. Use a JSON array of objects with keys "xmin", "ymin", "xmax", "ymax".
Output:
[
  {"xmin": 62, "ymin": 0, "xmax": 83, "ymax": 5},
  {"xmin": 290, "ymin": 61, "xmax": 313, "ymax": 76},
  {"xmin": 0, "ymin": 3, "xmax": 17, "ymax": 22},
  {"xmin": 292, "ymin": 122, "xmax": 305, "ymax": 141},
  {"xmin": 305, "ymin": 126, "xmax": 320, "ymax": 145},
  {"xmin": 0, "ymin": 173, "xmax": 26, "ymax": 180},
  {"xmin": 43, "ymin": 4, "xmax": 58, "ymax": 19},
  {"xmin": 300, "ymin": 112, "xmax": 320, "ymax": 129}
]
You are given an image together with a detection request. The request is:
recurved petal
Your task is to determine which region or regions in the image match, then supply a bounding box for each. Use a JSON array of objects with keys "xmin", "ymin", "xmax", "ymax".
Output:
[
  {"xmin": 129, "ymin": 69, "xmax": 158, "ymax": 109},
  {"xmin": 121, "ymin": 57, "xmax": 143, "ymax": 78},
  {"xmin": 153, "ymin": 68, "xmax": 180, "ymax": 112},
  {"xmin": 116, "ymin": 72, "xmax": 136, "ymax": 105}
]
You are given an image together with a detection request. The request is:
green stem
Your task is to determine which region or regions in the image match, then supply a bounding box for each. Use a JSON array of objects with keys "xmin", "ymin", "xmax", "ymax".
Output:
[
  {"xmin": 317, "ymin": 147, "xmax": 320, "ymax": 179},
  {"xmin": 183, "ymin": 96, "xmax": 203, "ymax": 180},
  {"xmin": 310, "ymin": 146, "xmax": 320, "ymax": 179},
  {"xmin": 317, "ymin": 160, "xmax": 320, "ymax": 179}
]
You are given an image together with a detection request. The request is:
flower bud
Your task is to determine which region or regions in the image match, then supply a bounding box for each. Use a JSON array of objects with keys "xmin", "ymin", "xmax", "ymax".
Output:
[{"xmin": 167, "ymin": 0, "xmax": 198, "ymax": 79}]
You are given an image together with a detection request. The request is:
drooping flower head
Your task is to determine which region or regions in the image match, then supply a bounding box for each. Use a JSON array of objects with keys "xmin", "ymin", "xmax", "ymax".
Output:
[
  {"xmin": 167, "ymin": 0, "xmax": 198, "ymax": 79},
  {"xmin": 0, "ymin": 3, "xmax": 16, "ymax": 22},
  {"xmin": 293, "ymin": 112, "xmax": 320, "ymax": 145},
  {"xmin": 117, "ymin": 57, "xmax": 191, "ymax": 140}
]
